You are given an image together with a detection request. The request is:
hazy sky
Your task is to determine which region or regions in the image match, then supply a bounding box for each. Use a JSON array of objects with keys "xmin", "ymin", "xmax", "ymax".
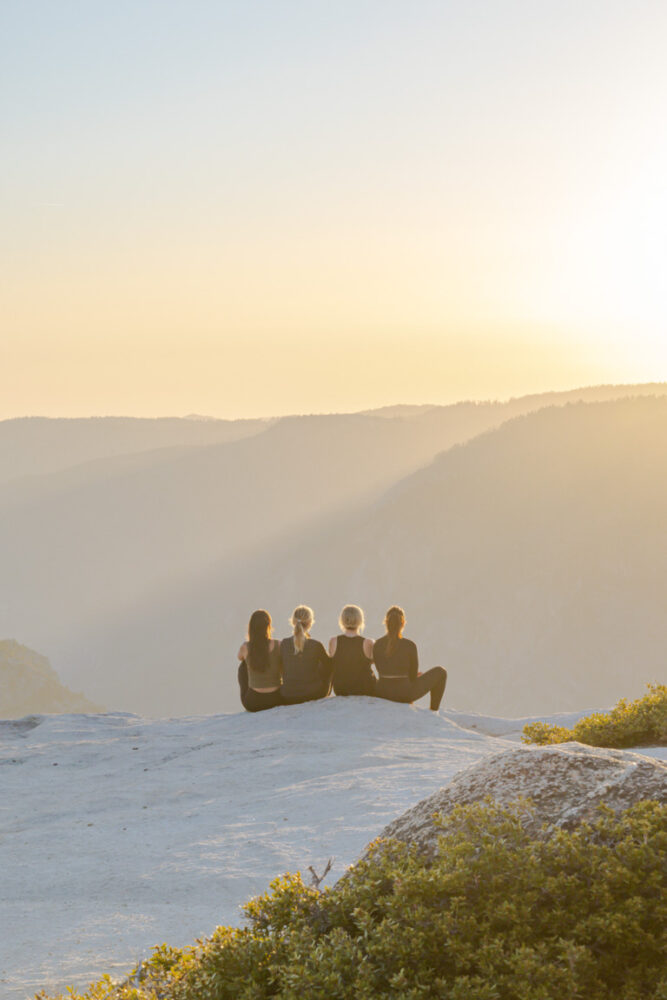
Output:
[{"xmin": 2, "ymin": 0, "xmax": 666, "ymax": 418}]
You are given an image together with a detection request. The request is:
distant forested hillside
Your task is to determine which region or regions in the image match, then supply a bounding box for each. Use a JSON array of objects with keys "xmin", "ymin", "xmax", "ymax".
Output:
[
  {"xmin": 1, "ymin": 384, "xmax": 665, "ymax": 716},
  {"xmin": 0, "ymin": 415, "xmax": 270, "ymax": 484}
]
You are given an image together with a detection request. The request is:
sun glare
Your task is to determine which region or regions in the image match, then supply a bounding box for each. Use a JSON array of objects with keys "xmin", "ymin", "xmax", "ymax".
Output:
[{"xmin": 523, "ymin": 149, "xmax": 667, "ymax": 374}]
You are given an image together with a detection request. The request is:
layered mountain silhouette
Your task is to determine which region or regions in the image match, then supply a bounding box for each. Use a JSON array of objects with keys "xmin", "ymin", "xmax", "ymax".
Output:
[
  {"xmin": 0, "ymin": 414, "xmax": 270, "ymax": 484},
  {"xmin": 1, "ymin": 383, "xmax": 665, "ymax": 716}
]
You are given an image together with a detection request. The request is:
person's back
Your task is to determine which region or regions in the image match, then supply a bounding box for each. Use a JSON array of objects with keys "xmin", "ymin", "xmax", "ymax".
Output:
[
  {"xmin": 280, "ymin": 636, "xmax": 331, "ymax": 704},
  {"xmin": 373, "ymin": 634, "xmax": 418, "ymax": 680},
  {"xmin": 331, "ymin": 634, "xmax": 376, "ymax": 696},
  {"xmin": 246, "ymin": 641, "xmax": 282, "ymax": 690}
]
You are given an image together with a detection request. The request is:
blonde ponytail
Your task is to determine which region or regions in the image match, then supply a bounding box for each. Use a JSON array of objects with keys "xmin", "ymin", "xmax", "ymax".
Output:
[{"xmin": 291, "ymin": 605, "xmax": 314, "ymax": 654}]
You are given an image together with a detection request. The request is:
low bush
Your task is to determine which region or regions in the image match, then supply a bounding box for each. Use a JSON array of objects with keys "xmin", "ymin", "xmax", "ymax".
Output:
[
  {"xmin": 37, "ymin": 798, "xmax": 667, "ymax": 1000},
  {"xmin": 522, "ymin": 683, "xmax": 667, "ymax": 747}
]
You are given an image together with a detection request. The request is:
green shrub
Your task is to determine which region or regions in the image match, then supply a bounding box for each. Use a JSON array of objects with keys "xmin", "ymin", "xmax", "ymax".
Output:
[
  {"xmin": 37, "ymin": 798, "xmax": 667, "ymax": 1000},
  {"xmin": 523, "ymin": 683, "xmax": 667, "ymax": 747}
]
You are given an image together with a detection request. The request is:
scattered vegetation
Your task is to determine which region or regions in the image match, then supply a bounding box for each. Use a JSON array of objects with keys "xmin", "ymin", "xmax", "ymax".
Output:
[
  {"xmin": 37, "ymin": 798, "xmax": 667, "ymax": 1000},
  {"xmin": 522, "ymin": 683, "xmax": 667, "ymax": 748}
]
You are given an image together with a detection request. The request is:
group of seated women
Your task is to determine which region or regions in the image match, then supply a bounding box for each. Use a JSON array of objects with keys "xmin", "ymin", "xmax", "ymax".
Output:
[{"xmin": 237, "ymin": 603, "xmax": 447, "ymax": 713}]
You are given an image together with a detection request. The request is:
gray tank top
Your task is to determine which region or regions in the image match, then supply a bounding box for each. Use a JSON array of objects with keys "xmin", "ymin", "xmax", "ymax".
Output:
[{"xmin": 246, "ymin": 641, "xmax": 282, "ymax": 689}]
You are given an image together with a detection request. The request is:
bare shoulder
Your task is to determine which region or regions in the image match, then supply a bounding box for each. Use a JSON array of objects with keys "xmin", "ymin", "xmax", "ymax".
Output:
[
  {"xmin": 238, "ymin": 642, "xmax": 248, "ymax": 661},
  {"xmin": 328, "ymin": 636, "xmax": 337, "ymax": 656}
]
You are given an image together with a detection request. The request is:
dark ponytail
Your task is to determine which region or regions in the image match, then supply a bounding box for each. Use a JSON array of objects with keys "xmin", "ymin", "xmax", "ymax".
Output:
[
  {"xmin": 246, "ymin": 609, "xmax": 271, "ymax": 673},
  {"xmin": 384, "ymin": 605, "xmax": 405, "ymax": 657}
]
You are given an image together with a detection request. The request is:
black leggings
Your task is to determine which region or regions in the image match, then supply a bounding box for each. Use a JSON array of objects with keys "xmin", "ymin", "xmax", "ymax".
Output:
[
  {"xmin": 375, "ymin": 667, "xmax": 447, "ymax": 711},
  {"xmin": 237, "ymin": 662, "xmax": 282, "ymax": 713},
  {"xmin": 333, "ymin": 674, "xmax": 377, "ymax": 697},
  {"xmin": 281, "ymin": 677, "xmax": 332, "ymax": 706}
]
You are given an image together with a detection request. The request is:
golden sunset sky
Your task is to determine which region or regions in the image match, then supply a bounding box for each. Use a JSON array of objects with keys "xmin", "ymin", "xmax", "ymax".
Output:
[{"xmin": 2, "ymin": 1, "xmax": 666, "ymax": 418}]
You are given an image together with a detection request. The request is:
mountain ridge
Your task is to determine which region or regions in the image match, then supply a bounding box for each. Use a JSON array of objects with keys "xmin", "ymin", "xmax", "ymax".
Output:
[{"xmin": 3, "ymin": 381, "xmax": 665, "ymax": 485}]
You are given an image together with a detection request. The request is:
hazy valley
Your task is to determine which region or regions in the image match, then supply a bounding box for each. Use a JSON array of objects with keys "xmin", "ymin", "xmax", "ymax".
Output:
[{"xmin": 1, "ymin": 382, "xmax": 666, "ymax": 717}]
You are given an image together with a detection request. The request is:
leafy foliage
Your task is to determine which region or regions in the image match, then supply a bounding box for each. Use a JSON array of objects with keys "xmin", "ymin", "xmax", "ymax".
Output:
[
  {"xmin": 36, "ymin": 799, "xmax": 667, "ymax": 1000},
  {"xmin": 522, "ymin": 683, "xmax": 667, "ymax": 747}
]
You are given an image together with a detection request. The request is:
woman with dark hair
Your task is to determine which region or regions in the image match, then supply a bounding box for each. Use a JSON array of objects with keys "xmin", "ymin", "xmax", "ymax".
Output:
[
  {"xmin": 237, "ymin": 609, "xmax": 282, "ymax": 712},
  {"xmin": 280, "ymin": 605, "xmax": 332, "ymax": 705},
  {"xmin": 373, "ymin": 606, "xmax": 447, "ymax": 711},
  {"xmin": 329, "ymin": 604, "xmax": 376, "ymax": 697}
]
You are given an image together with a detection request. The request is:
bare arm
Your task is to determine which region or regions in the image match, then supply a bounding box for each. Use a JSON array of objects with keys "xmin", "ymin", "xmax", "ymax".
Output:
[
  {"xmin": 238, "ymin": 642, "xmax": 247, "ymax": 662},
  {"xmin": 328, "ymin": 636, "xmax": 337, "ymax": 657},
  {"xmin": 363, "ymin": 637, "xmax": 374, "ymax": 661},
  {"xmin": 317, "ymin": 641, "xmax": 333, "ymax": 683},
  {"xmin": 272, "ymin": 639, "xmax": 283, "ymax": 681},
  {"xmin": 409, "ymin": 641, "xmax": 419, "ymax": 683}
]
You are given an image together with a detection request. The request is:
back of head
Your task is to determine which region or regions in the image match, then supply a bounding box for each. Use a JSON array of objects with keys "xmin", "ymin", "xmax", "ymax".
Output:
[
  {"xmin": 339, "ymin": 604, "xmax": 364, "ymax": 632},
  {"xmin": 384, "ymin": 605, "xmax": 405, "ymax": 656},
  {"xmin": 247, "ymin": 609, "xmax": 271, "ymax": 673},
  {"xmin": 291, "ymin": 604, "xmax": 314, "ymax": 654}
]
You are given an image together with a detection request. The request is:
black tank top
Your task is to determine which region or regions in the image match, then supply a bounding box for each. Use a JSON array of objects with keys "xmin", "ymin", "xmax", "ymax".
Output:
[{"xmin": 332, "ymin": 635, "xmax": 376, "ymax": 696}]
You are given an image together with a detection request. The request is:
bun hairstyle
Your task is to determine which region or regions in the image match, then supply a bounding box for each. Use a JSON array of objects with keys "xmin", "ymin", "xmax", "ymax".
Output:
[
  {"xmin": 339, "ymin": 604, "xmax": 364, "ymax": 632},
  {"xmin": 384, "ymin": 605, "xmax": 405, "ymax": 656},
  {"xmin": 247, "ymin": 609, "xmax": 272, "ymax": 673},
  {"xmin": 291, "ymin": 605, "xmax": 314, "ymax": 654}
]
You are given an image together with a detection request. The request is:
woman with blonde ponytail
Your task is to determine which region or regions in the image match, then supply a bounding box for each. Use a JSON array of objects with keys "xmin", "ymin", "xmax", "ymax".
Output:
[
  {"xmin": 373, "ymin": 606, "xmax": 447, "ymax": 711},
  {"xmin": 280, "ymin": 605, "xmax": 332, "ymax": 705}
]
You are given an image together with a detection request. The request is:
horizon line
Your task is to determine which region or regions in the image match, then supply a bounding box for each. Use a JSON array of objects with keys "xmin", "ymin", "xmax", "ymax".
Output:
[{"xmin": 2, "ymin": 380, "xmax": 667, "ymax": 424}]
